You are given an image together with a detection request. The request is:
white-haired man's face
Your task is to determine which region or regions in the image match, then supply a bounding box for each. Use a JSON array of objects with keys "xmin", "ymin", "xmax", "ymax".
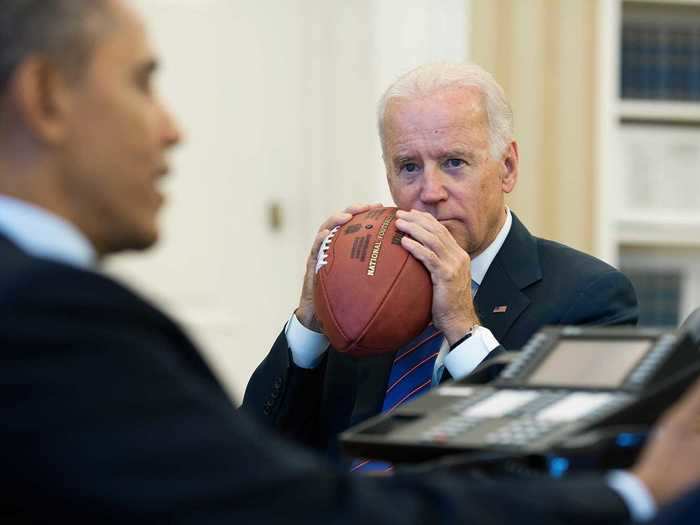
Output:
[{"xmin": 383, "ymin": 85, "xmax": 518, "ymax": 257}]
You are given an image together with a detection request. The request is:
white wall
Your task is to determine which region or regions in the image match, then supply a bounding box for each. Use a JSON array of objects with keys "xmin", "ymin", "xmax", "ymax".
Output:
[{"xmin": 109, "ymin": 0, "xmax": 470, "ymax": 401}]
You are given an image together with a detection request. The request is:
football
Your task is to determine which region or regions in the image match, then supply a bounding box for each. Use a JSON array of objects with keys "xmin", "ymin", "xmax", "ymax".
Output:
[{"xmin": 314, "ymin": 206, "xmax": 432, "ymax": 357}]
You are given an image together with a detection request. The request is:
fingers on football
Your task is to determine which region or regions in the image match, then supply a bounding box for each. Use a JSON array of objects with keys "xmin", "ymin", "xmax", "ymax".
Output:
[
  {"xmin": 343, "ymin": 202, "xmax": 384, "ymax": 215},
  {"xmin": 319, "ymin": 203, "xmax": 382, "ymax": 237},
  {"xmin": 395, "ymin": 217, "xmax": 448, "ymax": 257},
  {"xmin": 308, "ymin": 228, "xmax": 330, "ymax": 263},
  {"xmin": 309, "ymin": 207, "xmax": 363, "ymax": 267},
  {"xmin": 401, "ymin": 235, "xmax": 440, "ymax": 274},
  {"xmin": 319, "ymin": 212, "xmax": 352, "ymax": 233},
  {"xmin": 397, "ymin": 208, "xmax": 442, "ymax": 228}
]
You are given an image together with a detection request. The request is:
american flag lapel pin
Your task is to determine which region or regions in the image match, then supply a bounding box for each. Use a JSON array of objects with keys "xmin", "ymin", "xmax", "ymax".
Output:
[{"xmin": 493, "ymin": 305, "xmax": 508, "ymax": 313}]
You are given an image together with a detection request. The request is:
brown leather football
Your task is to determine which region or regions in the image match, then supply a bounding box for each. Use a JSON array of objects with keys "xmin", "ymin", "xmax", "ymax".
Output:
[{"xmin": 313, "ymin": 206, "xmax": 432, "ymax": 357}]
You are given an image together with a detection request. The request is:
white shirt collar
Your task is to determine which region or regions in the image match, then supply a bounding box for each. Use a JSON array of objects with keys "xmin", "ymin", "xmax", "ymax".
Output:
[
  {"xmin": 0, "ymin": 194, "xmax": 96, "ymax": 269},
  {"xmin": 470, "ymin": 207, "xmax": 512, "ymax": 286}
]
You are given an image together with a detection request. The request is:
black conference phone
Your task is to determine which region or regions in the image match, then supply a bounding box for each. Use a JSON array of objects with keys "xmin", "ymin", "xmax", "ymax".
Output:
[{"xmin": 341, "ymin": 313, "xmax": 700, "ymax": 471}]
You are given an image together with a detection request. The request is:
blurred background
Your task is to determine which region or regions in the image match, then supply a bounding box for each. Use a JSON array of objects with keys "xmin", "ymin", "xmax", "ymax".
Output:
[{"xmin": 107, "ymin": 0, "xmax": 700, "ymax": 401}]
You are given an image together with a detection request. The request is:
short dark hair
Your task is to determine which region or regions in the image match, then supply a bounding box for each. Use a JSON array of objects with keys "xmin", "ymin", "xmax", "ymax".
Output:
[{"xmin": 0, "ymin": 0, "xmax": 110, "ymax": 93}]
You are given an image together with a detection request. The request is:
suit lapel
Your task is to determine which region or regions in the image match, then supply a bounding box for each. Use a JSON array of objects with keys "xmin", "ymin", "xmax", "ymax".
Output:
[
  {"xmin": 476, "ymin": 257, "xmax": 530, "ymax": 341},
  {"xmin": 475, "ymin": 213, "xmax": 542, "ymax": 342}
]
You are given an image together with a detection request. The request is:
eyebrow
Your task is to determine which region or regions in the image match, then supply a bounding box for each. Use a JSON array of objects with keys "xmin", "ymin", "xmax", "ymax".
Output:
[
  {"xmin": 392, "ymin": 154, "xmax": 416, "ymax": 166},
  {"xmin": 440, "ymin": 148, "xmax": 477, "ymax": 161},
  {"xmin": 391, "ymin": 148, "xmax": 478, "ymax": 166}
]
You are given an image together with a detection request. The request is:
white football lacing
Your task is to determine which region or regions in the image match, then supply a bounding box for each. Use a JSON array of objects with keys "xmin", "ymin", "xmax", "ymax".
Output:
[{"xmin": 315, "ymin": 225, "xmax": 340, "ymax": 273}]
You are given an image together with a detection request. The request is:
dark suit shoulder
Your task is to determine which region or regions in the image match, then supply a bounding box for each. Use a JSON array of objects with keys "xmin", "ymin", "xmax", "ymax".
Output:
[
  {"xmin": 535, "ymin": 237, "xmax": 621, "ymax": 281},
  {"xmin": 0, "ymin": 250, "xmax": 166, "ymax": 328},
  {"xmin": 0, "ymin": 245, "xmax": 222, "ymax": 389},
  {"xmin": 533, "ymin": 237, "xmax": 638, "ymax": 326}
]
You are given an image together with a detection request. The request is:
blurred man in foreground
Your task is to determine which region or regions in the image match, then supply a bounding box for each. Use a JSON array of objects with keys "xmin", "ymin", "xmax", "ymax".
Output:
[{"xmin": 0, "ymin": 1, "xmax": 699, "ymax": 523}]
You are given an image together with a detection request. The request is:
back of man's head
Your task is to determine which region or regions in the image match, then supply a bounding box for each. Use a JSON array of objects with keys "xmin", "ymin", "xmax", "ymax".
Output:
[{"xmin": 0, "ymin": 0, "xmax": 111, "ymax": 96}]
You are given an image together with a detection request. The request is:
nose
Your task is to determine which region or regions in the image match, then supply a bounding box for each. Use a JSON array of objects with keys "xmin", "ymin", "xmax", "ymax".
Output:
[
  {"xmin": 419, "ymin": 164, "xmax": 448, "ymax": 204},
  {"xmin": 159, "ymin": 100, "xmax": 183, "ymax": 149}
]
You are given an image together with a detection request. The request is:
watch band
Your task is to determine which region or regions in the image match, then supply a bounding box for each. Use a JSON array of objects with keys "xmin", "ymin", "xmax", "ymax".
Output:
[{"xmin": 449, "ymin": 324, "xmax": 480, "ymax": 350}]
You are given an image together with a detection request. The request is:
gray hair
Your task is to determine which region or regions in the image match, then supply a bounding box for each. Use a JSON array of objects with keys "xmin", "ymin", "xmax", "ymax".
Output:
[
  {"xmin": 0, "ymin": 0, "xmax": 111, "ymax": 93},
  {"xmin": 378, "ymin": 63, "xmax": 514, "ymax": 159}
]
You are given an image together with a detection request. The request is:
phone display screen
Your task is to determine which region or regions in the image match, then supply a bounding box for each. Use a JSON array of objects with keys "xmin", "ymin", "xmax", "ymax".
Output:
[{"xmin": 525, "ymin": 338, "xmax": 654, "ymax": 388}]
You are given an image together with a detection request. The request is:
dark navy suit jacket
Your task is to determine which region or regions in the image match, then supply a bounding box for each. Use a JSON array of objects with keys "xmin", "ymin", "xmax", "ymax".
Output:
[
  {"xmin": 0, "ymin": 234, "xmax": 632, "ymax": 524},
  {"xmin": 243, "ymin": 213, "xmax": 639, "ymax": 457},
  {"xmin": 650, "ymin": 486, "xmax": 700, "ymax": 524}
]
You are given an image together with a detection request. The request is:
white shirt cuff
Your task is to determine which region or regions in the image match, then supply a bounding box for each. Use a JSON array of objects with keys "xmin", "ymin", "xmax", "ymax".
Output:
[
  {"xmin": 606, "ymin": 470, "xmax": 657, "ymax": 522},
  {"xmin": 442, "ymin": 325, "xmax": 500, "ymax": 380},
  {"xmin": 284, "ymin": 312, "xmax": 330, "ymax": 369}
]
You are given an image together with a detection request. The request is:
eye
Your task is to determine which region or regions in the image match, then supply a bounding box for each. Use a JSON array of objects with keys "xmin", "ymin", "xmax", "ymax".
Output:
[
  {"xmin": 398, "ymin": 162, "xmax": 420, "ymax": 176},
  {"xmin": 443, "ymin": 158, "xmax": 466, "ymax": 169},
  {"xmin": 137, "ymin": 73, "xmax": 154, "ymax": 94},
  {"xmin": 134, "ymin": 61, "xmax": 158, "ymax": 95}
]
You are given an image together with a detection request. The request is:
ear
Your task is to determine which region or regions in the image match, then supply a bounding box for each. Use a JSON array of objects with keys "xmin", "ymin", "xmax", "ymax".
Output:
[
  {"xmin": 8, "ymin": 57, "xmax": 75, "ymax": 144},
  {"xmin": 501, "ymin": 140, "xmax": 519, "ymax": 194}
]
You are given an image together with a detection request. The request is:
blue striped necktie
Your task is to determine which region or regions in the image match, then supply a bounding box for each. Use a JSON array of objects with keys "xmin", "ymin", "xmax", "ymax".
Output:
[
  {"xmin": 381, "ymin": 324, "xmax": 442, "ymax": 412},
  {"xmin": 383, "ymin": 279, "xmax": 476, "ymax": 412},
  {"xmin": 351, "ymin": 324, "xmax": 443, "ymax": 473},
  {"xmin": 352, "ymin": 281, "xmax": 478, "ymax": 473}
]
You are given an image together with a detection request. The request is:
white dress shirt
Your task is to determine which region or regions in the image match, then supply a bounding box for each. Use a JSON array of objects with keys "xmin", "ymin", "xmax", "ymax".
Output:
[{"xmin": 0, "ymin": 194, "xmax": 95, "ymax": 269}]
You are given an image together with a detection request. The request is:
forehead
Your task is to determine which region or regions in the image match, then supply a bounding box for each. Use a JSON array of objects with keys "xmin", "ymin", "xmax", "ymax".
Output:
[
  {"xmin": 383, "ymin": 86, "xmax": 490, "ymax": 154},
  {"xmin": 89, "ymin": 0, "xmax": 151, "ymax": 67}
]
